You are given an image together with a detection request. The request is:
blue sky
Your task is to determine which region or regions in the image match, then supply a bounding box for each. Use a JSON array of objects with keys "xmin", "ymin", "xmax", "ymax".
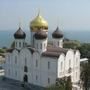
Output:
[{"xmin": 0, "ymin": 0, "xmax": 90, "ymax": 31}]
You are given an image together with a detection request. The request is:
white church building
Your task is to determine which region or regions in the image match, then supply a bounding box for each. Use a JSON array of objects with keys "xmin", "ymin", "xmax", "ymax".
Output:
[{"xmin": 4, "ymin": 13, "xmax": 81, "ymax": 90}]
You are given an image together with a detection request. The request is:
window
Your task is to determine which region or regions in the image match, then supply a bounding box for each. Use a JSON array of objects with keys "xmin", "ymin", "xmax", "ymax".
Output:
[
  {"xmin": 36, "ymin": 60, "xmax": 38, "ymax": 67},
  {"xmin": 15, "ymin": 56, "xmax": 17, "ymax": 64},
  {"xmin": 61, "ymin": 62, "xmax": 63, "ymax": 70},
  {"xmin": 8, "ymin": 69, "xmax": 10, "ymax": 75},
  {"xmin": 58, "ymin": 41, "xmax": 59, "ymax": 46},
  {"xmin": 24, "ymin": 66, "xmax": 28, "ymax": 72},
  {"xmin": 40, "ymin": 43, "xmax": 42, "ymax": 49},
  {"xmin": 16, "ymin": 42, "xmax": 17, "ymax": 47},
  {"xmin": 25, "ymin": 58, "xmax": 27, "ymax": 65},
  {"xmin": 44, "ymin": 43, "xmax": 46, "ymax": 48},
  {"xmin": 48, "ymin": 78, "xmax": 50, "ymax": 84},
  {"xmin": 37, "ymin": 43, "xmax": 38, "ymax": 49},
  {"xmin": 19, "ymin": 42, "xmax": 21, "ymax": 47},
  {"xmin": 8, "ymin": 55, "xmax": 10, "ymax": 63},
  {"xmin": 48, "ymin": 61, "xmax": 50, "ymax": 69},
  {"xmin": 36, "ymin": 75, "xmax": 38, "ymax": 81},
  {"xmin": 76, "ymin": 72, "xmax": 77, "ymax": 79},
  {"xmin": 15, "ymin": 71, "xmax": 17, "ymax": 76},
  {"xmin": 76, "ymin": 58, "xmax": 78, "ymax": 64},
  {"xmin": 69, "ymin": 60, "xmax": 71, "ymax": 67},
  {"xmin": 23, "ymin": 42, "xmax": 24, "ymax": 47}
]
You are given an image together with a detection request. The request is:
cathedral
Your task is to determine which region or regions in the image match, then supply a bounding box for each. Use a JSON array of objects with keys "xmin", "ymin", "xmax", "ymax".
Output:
[{"xmin": 4, "ymin": 13, "xmax": 80, "ymax": 90}]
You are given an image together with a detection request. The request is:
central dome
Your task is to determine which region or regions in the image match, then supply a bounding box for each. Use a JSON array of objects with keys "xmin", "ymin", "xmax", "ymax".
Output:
[{"xmin": 30, "ymin": 13, "xmax": 48, "ymax": 31}]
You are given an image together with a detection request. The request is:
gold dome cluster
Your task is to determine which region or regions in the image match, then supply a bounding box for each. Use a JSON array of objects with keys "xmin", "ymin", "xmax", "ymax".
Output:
[{"xmin": 30, "ymin": 13, "xmax": 48, "ymax": 32}]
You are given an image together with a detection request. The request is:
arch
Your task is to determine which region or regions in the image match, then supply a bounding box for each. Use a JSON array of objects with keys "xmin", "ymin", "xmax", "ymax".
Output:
[{"xmin": 23, "ymin": 74, "xmax": 28, "ymax": 82}]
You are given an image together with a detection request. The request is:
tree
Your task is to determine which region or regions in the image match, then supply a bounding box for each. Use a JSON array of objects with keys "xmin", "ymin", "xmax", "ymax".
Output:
[
  {"xmin": 80, "ymin": 63, "xmax": 90, "ymax": 90},
  {"xmin": 65, "ymin": 76, "xmax": 72, "ymax": 90},
  {"xmin": 45, "ymin": 76, "xmax": 72, "ymax": 90}
]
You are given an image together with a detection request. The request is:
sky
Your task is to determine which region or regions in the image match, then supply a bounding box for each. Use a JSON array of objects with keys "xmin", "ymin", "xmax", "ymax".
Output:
[{"xmin": 0, "ymin": 0, "xmax": 90, "ymax": 31}]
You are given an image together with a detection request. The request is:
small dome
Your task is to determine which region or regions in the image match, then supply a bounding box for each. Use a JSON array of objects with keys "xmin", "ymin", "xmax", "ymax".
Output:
[
  {"xmin": 52, "ymin": 27, "xmax": 63, "ymax": 38},
  {"xmin": 14, "ymin": 27, "xmax": 26, "ymax": 39},
  {"xmin": 30, "ymin": 13, "xmax": 48, "ymax": 31},
  {"xmin": 34, "ymin": 30, "xmax": 47, "ymax": 40}
]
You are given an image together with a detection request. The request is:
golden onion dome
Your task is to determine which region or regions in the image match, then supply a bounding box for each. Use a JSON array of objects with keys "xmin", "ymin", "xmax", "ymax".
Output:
[{"xmin": 30, "ymin": 13, "xmax": 48, "ymax": 31}]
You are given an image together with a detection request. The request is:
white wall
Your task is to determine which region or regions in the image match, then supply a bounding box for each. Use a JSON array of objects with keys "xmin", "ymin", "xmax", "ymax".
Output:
[
  {"xmin": 34, "ymin": 39, "xmax": 47, "ymax": 54},
  {"xmin": 52, "ymin": 38, "xmax": 63, "ymax": 48},
  {"xmin": 57, "ymin": 54, "xmax": 65, "ymax": 78}
]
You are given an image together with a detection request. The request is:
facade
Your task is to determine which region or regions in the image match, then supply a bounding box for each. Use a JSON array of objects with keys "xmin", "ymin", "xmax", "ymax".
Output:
[{"xmin": 4, "ymin": 13, "xmax": 81, "ymax": 89}]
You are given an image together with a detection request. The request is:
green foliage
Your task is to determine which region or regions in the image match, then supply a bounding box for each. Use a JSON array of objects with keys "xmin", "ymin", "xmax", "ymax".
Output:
[
  {"xmin": 63, "ymin": 40, "xmax": 80, "ymax": 49},
  {"xmin": 80, "ymin": 62, "xmax": 90, "ymax": 90},
  {"xmin": 0, "ymin": 48, "xmax": 6, "ymax": 53},
  {"xmin": 65, "ymin": 76, "xmax": 72, "ymax": 90},
  {"xmin": 78, "ymin": 43, "xmax": 90, "ymax": 59},
  {"xmin": 45, "ymin": 76, "xmax": 72, "ymax": 90}
]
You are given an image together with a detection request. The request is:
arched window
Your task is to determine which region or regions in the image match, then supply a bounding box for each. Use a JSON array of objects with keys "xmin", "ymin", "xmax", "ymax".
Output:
[
  {"xmin": 58, "ymin": 41, "xmax": 59, "ymax": 46},
  {"xmin": 36, "ymin": 60, "xmax": 38, "ymax": 67},
  {"xmin": 15, "ymin": 42, "xmax": 17, "ymax": 47},
  {"xmin": 25, "ymin": 58, "xmax": 27, "ymax": 65},
  {"xmin": 19, "ymin": 42, "xmax": 21, "ymax": 47},
  {"xmin": 36, "ymin": 75, "xmax": 38, "ymax": 81},
  {"xmin": 48, "ymin": 61, "xmax": 50, "ymax": 69},
  {"xmin": 40, "ymin": 43, "xmax": 42, "ymax": 49},
  {"xmin": 24, "ymin": 66, "xmax": 28, "ymax": 72},
  {"xmin": 15, "ymin": 71, "xmax": 17, "ymax": 76},
  {"xmin": 15, "ymin": 56, "xmax": 17, "ymax": 64},
  {"xmin": 37, "ymin": 43, "xmax": 38, "ymax": 48},
  {"xmin": 76, "ymin": 57, "xmax": 78, "ymax": 65},
  {"xmin": 44, "ymin": 43, "xmax": 46, "ymax": 48},
  {"xmin": 23, "ymin": 42, "xmax": 24, "ymax": 47},
  {"xmin": 69, "ymin": 59, "xmax": 71, "ymax": 67},
  {"xmin": 61, "ymin": 62, "xmax": 63, "ymax": 70}
]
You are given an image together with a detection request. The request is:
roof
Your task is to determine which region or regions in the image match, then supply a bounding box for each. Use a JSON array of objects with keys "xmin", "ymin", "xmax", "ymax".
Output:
[
  {"xmin": 6, "ymin": 48, "xmax": 20, "ymax": 53},
  {"xmin": 34, "ymin": 30, "xmax": 47, "ymax": 40},
  {"xmin": 42, "ymin": 46, "xmax": 68, "ymax": 58},
  {"xmin": 30, "ymin": 13, "xmax": 48, "ymax": 30},
  {"xmin": 52, "ymin": 27, "xmax": 63, "ymax": 38},
  {"xmin": 14, "ymin": 27, "xmax": 26, "ymax": 39},
  {"xmin": 27, "ymin": 47, "xmax": 36, "ymax": 54}
]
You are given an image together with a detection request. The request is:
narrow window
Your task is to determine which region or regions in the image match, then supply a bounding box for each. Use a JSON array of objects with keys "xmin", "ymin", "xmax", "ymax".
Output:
[
  {"xmin": 8, "ymin": 69, "xmax": 10, "ymax": 75},
  {"xmin": 76, "ymin": 72, "xmax": 77, "ymax": 79},
  {"xmin": 15, "ymin": 71, "xmax": 17, "ymax": 76},
  {"xmin": 48, "ymin": 78, "xmax": 50, "ymax": 84},
  {"xmin": 48, "ymin": 61, "xmax": 50, "ymax": 69},
  {"xmin": 61, "ymin": 62, "xmax": 63, "ymax": 70},
  {"xmin": 23, "ymin": 42, "xmax": 24, "ymax": 47},
  {"xmin": 40, "ymin": 43, "xmax": 42, "ymax": 49},
  {"xmin": 36, "ymin": 75, "xmax": 38, "ymax": 81},
  {"xmin": 8, "ymin": 55, "xmax": 10, "ymax": 63},
  {"xmin": 25, "ymin": 58, "xmax": 27, "ymax": 65},
  {"xmin": 76, "ymin": 58, "xmax": 78, "ymax": 64},
  {"xmin": 37, "ymin": 43, "xmax": 38, "ymax": 49},
  {"xmin": 36, "ymin": 60, "xmax": 38, "ymax": 67},
  {"xmin": 19, "ymin": 42, "xmax": 21, "ymax": 47},
  {"xmin": 15, "ymin": 56, "xmax": 17, "ymax": 64},
  {"xmin": 58, "ymin": 41, "xmax": 59, "ymax": 46},
  {"xmin": 16, "ymin": 42, "xmax": 17, "ymax": 47},
  {"xmin": 69, "ymin": 60, "xmax": 71, "ymax": 67},
  {"xmin": 24, "ymin": 66, "xmax": 28, "ymax": 72},
  {"xmin": 44, "ymin": 43, "xmax": 46, "ymax": 48}
]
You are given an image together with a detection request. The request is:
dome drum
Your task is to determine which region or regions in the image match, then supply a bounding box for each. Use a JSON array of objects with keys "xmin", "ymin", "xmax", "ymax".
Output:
[{"xmin": 34, "ymin": 30, "xmax": 47, "ymax": 40}]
